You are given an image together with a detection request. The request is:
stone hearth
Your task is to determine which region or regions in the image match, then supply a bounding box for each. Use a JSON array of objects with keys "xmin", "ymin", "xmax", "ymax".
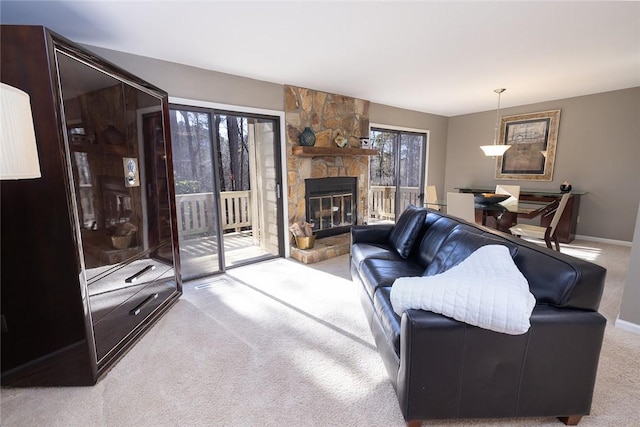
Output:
[{"xmin": 289, "ymin": 234, "xmax": 350, "ymax": 264}]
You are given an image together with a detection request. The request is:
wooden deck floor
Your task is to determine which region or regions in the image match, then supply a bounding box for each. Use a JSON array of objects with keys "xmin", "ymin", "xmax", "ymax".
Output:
[{"xmin": 179, "ymin": 231, "xmax": 273, "ymax": 280}]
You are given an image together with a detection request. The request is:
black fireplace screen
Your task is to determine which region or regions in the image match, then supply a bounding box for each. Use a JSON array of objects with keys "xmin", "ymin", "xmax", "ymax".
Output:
[
  {"xmin": 305, "ymin": 177, "xmax": 357, "ymax": 238},
  {"xmin": 308, "ymin": 193, "xmax": 353, "ymax": 230}
]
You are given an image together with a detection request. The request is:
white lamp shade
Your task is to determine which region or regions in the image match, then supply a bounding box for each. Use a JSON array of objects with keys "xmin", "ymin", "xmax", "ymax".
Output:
[
  {"xmin": 480, "ymin": 144, "xmax": 511, "ymax": 157},
  {"xmin": 1, "ymin": 82, "xmax": 41, "ymax": 179}
]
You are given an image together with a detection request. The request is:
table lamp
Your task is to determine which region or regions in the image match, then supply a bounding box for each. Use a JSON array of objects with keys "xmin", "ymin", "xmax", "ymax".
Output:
[{"xmin": 0, "ymin": 82, "xmax": 41, "ymax": 179}]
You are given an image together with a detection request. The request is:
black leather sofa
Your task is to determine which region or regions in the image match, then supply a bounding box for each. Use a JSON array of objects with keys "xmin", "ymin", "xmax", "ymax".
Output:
[{"xmin": 350, "ymin": 206, "xmax": 607, "ymax": 426}]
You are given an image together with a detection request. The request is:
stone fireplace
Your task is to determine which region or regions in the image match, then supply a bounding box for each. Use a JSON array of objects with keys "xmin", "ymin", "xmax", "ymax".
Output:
[{"xmin": 284, "ymin": 85, "xmax": 372, "ymax": 262}]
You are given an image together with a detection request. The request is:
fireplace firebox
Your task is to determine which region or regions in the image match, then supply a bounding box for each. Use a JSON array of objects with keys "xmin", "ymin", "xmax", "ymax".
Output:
[{"xmin": 305, "ymin": 177, "xmax": 357, "ymax": 238}]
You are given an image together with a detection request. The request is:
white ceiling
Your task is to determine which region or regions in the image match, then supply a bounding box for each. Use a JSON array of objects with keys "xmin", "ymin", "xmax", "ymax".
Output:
[{"xmin": 2, "ymin": 1, "xmax": 639, "ymax": 116}]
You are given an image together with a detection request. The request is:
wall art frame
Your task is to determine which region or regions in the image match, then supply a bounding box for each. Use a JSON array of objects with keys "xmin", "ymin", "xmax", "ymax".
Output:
[{"xmin": 495, "ymin": 109, "xmax": 561, "ymax": 181}]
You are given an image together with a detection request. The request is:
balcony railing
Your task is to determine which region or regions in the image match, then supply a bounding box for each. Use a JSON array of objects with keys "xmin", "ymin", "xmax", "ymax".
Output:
[
  {"xmin": 176, "ymin": 186, "xmax": 419, "ymax": 238},
  {"xmin": 369, "ymin": 185, "xmax": 421, "ymax": 220},
  {"xmin": 175, "ymin": 190, "xmax": 251, "ymax": 238}
]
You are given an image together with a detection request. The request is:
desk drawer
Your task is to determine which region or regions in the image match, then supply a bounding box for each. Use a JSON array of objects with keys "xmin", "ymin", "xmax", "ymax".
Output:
[{"xmin": 92, "ymin": 269, "xmax": 177, "ymax": 362}]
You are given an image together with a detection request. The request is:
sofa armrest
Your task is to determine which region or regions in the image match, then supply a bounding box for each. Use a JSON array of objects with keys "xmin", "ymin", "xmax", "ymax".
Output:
[
  {"xmin": 351, "ymin": 224, "xmax": 394, "ymax": 245},
  {"xmin": 395, "ymin": 306, "xmax": 606, "ymax": 421}
]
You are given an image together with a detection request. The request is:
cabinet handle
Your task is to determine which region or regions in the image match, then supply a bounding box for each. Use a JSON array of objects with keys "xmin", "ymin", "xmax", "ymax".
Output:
[
  {"xmin": 125, "ymin": 265, "xmax": 156, "ymax": 283},
  {"xmin": 129, "ymin": 293, "xmax": 159, "ymax": 316}
]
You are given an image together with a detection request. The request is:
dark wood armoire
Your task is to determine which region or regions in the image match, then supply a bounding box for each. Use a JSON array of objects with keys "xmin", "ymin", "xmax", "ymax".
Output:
[{"xmin": 1, "ymin": 25, "xmax": 182, "ymax": 386}]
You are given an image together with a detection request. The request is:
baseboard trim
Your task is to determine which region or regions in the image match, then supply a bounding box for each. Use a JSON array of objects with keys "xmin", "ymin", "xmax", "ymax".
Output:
[
  {"xmin": 614, "ymin": 318, "xmax": 640, "ymax": 335},
  {"xmin": 574, "ymin": 234, "xmax": 632, "ymax": 247}
]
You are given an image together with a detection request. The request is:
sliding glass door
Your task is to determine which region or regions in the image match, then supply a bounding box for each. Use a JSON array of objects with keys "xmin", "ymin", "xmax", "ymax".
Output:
[
  {"xmin": 169, "ymin": 106, "xmax": 283, "ymax": 280},
  {"xmin": 369, "ymin": 128, "xmax": 427, "ymax": 221}
]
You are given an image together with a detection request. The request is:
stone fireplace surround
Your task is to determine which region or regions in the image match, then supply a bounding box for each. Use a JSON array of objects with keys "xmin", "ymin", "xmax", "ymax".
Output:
[{"xmin": 284, "ymin": 85, "xmax": 371, "ymax": 263}]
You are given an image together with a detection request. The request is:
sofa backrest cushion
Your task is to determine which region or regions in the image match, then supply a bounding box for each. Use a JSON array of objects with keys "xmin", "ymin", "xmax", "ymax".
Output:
[
  {"xmin": 413, "ymin": 211, "xmax": 606, "ymax": 311},
  {"xmin": 423, "ymin": 228, "xmax": 519, "ymax": 276},
  {"xmin": 413, "ymin": 214, "xmax": 464, "ymax": 267},
  {"xmin": 388, "ymin": 205, "xmax": 428, "ymax": 259}
]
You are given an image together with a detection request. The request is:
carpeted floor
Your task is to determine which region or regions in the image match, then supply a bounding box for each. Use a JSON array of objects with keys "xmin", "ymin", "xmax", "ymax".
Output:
[{"xmin": 1, "ymin": 239, "xmax": 639, "ymax": 426}]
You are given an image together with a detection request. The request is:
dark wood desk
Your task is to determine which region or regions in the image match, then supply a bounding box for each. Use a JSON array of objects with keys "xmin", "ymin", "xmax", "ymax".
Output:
[{"xmin": 458, "ymin": 188, "xmax": 584, "ymax": 243}]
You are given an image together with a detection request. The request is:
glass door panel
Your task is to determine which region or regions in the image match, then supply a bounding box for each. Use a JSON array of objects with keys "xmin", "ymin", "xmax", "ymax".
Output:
[
  {"xmin": 369, "ymin": 130, "xmax": 397, "ymax": 220},
  {"xmin": 56, "ymin": 50, "xmax": 173, "ymax": 274},
  {"xmin": 369, "ymin": 128, "xmax": 426, "ymax": 222},
  {"xmin": 215, "ymin": 113, "xmax": 281, "ymax": 268},
  {"xmin": 170, "ymin": 109, "xmax": 222, "ymax": 280},
  {"xmin": 170, "ymin": 107, "xmax": 283, "ymax": 279},
  {"xmin": 398, "ymin": 133, "xmax": 425, "ymax": 212}
]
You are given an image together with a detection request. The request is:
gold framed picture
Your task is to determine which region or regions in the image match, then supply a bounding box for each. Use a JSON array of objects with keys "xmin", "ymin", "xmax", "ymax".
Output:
[{"xmin": 496, "ymin": 109, "xmax": 561, "ymax": 181}]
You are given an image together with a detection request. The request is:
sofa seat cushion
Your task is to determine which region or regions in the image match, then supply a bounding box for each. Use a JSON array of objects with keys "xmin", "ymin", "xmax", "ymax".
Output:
[
  {"xmin": 388, "ymin": 205, "xmax": 428, "ymax": 258},
  {"xmin": 361, "ymin": 258, "xmax": 424, "ymax": 299},
  {"xmin": 391, "ymin": 245, "xmax": 536, "ymax": 335},
  {"xmin": 373, "ymin": 286, "xmax": 401, "ymax": 354},
  {"xmin": 351, "ymin": 243, "xmax": 404, "ymax": 270}
]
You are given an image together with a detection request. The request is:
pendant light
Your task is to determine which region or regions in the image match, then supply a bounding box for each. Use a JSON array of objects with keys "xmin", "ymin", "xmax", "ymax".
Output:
[{"xmin": 480, "ymin": 88, "xmax": 511, "ymax": 157}]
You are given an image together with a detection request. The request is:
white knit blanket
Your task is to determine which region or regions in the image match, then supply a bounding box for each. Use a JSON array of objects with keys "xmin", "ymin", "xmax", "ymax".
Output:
[{"xmin": 390, "ymin": 245, "xmax": 535, "ymax": 335}]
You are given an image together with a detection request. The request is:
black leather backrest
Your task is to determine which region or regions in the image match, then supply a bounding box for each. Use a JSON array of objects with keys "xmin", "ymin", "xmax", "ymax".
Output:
[
  {"xmin": 511, "ymin": 244, "xmax": 606, "ymax": 310},
  {"xmin": 413, "ymin": 214, "xmax": 464, "ymax": 266},
  {"xmin": 423, "ymin": 228, "xmax": 519, "ymax": 276},
  {"xmin": 388, "ymin": 205, "xmax": 428, "ymax": 259},
  {"xmin": 409, "ymin": 210, "xmax": 606, "ymax": 311}
]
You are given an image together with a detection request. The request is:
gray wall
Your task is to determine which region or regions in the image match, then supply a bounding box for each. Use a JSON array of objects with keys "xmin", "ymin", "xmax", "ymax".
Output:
[
  {"xmin": 618, "ymin": 200, "xmax": 640, "ymax": 327},
  {"xmin": 90, "ymin": 45, "xmax": 638, "ymax": 242},
  {"xmin": 446, "ymin": 88, "xmax": 640, "ymax": 242}
]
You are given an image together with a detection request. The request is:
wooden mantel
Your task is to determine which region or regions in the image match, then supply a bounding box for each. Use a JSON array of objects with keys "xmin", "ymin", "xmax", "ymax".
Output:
[{"xmin": 292, "ymin": 146, "xmax": 379, "ymax": 157}]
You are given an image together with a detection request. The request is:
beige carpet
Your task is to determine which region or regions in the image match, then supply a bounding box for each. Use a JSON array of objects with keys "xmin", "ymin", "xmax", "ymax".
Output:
[{"xmin": 1, "ymin": 239, "xmax": 639, "ymax": 427}]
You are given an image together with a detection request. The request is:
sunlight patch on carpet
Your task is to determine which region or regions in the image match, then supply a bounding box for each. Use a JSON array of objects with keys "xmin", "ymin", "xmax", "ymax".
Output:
[{"xmin": 290, "ymin": 345, "xmax": 381, "ymax": 400}]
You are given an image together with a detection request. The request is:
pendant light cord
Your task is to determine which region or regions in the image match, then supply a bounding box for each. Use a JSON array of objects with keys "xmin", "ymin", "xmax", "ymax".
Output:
[{"xmin": 493, "ymin": 88, "xmax": 505, "ymax": 145}]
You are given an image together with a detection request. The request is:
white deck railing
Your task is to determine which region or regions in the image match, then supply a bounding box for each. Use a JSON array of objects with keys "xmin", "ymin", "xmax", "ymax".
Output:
[
  {"xmin": 175, "ymin": 190, "xmax": 251, "ymax": 237},
  {"xmin": 220, "ymin": 190, "xmax": 252, "ymax": 231},
  {"xmin": 176, "ymin": 186, "xmax": 419, "ymax": 236},
  {"xmin": 369, "ymin": 185, "xmax": 421, "ymax": 220}
]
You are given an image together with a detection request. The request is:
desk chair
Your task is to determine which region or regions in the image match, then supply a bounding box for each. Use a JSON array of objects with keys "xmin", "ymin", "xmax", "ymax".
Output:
[
  {"xmin": 495, "ymin": 184, "xmax": 521, "ymax": 229},
  {"xmin": 509, "ymin": 192, "xmax": 571, "ymax": 251},
  {"xmin": 426, "ymin": 185, "xmax": 440, "ymax": 210},
  {"xmin": 496, "ymin": 184, "xmax": 520, "ymax": 207},
  {"xmin": 446, "ymin": 192, "xmax": 475, "ymax": 223}
]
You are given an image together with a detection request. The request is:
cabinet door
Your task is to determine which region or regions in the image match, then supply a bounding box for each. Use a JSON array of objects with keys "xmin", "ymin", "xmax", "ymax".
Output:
[
  {"xmin": 55, "ymin": 47, "xmax": 178, "ymax": 362},
  {"xmin": 56, "ymin": 51, "xmax": 146, "ymax": 271}
]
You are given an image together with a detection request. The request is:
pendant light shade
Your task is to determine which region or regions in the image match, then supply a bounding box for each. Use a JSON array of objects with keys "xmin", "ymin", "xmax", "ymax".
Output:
[
  {"xmin": 480, "ymin": 88, "xmax": 511, "ymax": 158},
  {"xmin": 480, "ymin": 144, "xmax": 511, "ymax": 157},
  {"xmin": 0, "ymin": 82, "xmax": 41, "ymax": 179}
]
